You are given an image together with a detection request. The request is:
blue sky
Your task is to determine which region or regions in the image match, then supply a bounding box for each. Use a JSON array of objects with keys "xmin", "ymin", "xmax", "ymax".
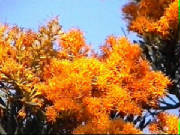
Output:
[{"xmin": 0, "ymin": 0, "xmax": 138, "ymax": 51}]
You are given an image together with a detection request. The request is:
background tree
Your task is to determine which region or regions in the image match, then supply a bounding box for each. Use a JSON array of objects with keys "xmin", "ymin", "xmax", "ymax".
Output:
[{"xmin": 123, "ymin": 0, "xmax": 179, "ymax": 133}]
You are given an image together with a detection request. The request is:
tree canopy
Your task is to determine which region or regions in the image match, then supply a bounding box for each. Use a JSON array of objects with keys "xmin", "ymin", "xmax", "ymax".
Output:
[{"xmin": 0, "ymin": 0, "xmax": 179, "ymax": 134}]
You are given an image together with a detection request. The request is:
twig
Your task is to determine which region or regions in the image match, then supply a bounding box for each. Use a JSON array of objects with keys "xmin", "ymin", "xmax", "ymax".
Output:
[{"xmin": 159, "ymin": 102, "xmax": 180, "ymax": 110}]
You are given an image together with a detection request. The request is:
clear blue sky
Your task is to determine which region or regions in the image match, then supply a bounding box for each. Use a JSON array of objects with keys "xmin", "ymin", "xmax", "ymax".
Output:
[{"xmin": 0, "ymin": 0, "xmax": 137, "ymax": 51}]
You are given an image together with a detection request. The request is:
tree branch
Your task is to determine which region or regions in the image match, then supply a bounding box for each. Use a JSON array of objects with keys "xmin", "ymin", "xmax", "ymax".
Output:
[{"xmin": 159, "ymin": 102, "xmax": 180, "ymax": 110}]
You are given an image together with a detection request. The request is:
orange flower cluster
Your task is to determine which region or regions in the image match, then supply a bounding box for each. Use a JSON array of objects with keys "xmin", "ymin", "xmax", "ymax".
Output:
[
  {"xmin": 36, "ymin": 33, "xmax": 171, "ymax": 133},
  {"xmin": 58, "ymin": 29, "xmax": 89, "ymax": 59},
  {"xmin": 46, "ymin": 106, "xmax": 58, "ymax": 123},
  {"xmin": 0, "ymin": 19, "xmax": 60, "ymax": 119},
  {"xmin": 0, "ymin": 20, "xmax": 174, "ymax": 134},
  {"xmin": 123, "ymin": 0, "xmax": 178, "ymax": 38},
  {"xmin": 18, "ymin": 108, "xmax": 26, "ymax": 119},
  {"xmin": 73, "ymin": 118, "xmax": 142, "ymax": 134},
  {"xmin": 101, "ymin": 36, "xmax": 171, "ymax": 107},
  {"xmin": 149, "ymin": 113, "xmax": 179, "ymax": 134}
]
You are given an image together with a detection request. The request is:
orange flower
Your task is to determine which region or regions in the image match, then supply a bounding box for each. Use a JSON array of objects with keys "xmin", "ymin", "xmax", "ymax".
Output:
[
  {"xmin": 45, "ymin": 106, "xmax": 58, "ymax": 123},
  {"xmin": 149, "ymin": 113, "xmax": 179, "ymax": 134},
  {"xmin": 0, "ymin": 19, "xmax": 173, "ymax": 134},
  {"xmin": 31, "ymin": 98, "xmax": 43, "ymax": 107},
  {"xmin": 59, "ymin": 29, "xmax": 89, "ymax": 57},
  {"xmin": 122, "ymin": 2, "xmax": 138, "ymax": 20},
  {"xmin": 18, "ymin": 109, "xmax": 26, "ymax": 119},
  {"xmin": 123, "ymin": 0, "xmax": 178, "ymax": 38},
  {"xmin": 120, "ymin": 122, "xmax": 142, "ymax": 134},
  {"xmin": 22, "ymin": 30, "xmax": 37, "ymax": 47}
]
